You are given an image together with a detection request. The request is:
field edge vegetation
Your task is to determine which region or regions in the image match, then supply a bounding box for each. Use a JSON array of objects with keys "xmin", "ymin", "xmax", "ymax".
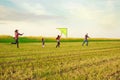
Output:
[{"xmin": 0, "ymin": 35, "xmax": 120, "ymax": 43}]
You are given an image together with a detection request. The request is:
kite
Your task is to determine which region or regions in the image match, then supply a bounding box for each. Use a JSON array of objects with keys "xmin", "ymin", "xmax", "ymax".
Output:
[{"xmin": 57, "ymin": 28, "xmax": 68, "ymax": 37}]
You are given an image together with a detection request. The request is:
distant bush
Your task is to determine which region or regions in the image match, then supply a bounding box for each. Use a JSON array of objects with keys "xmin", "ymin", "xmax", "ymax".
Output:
[{"xmin": 0, "ymin": 35, "xmax": 13, "ymax": 43}]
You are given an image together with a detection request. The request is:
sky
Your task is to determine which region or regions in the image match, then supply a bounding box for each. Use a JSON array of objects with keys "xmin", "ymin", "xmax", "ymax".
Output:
[{"xmin": 0, "ymin": 0, "xmax": 120, "ymax": 38}]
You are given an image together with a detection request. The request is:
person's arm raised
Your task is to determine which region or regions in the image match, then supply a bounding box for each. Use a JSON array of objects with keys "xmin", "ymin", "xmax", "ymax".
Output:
[{"xmin": 19, "ymin": 33, "xmax": 24, "ymax": 36}]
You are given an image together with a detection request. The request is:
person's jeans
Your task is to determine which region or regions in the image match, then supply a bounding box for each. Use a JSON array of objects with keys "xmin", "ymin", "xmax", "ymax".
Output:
[{"xmin": 82, "ymin": 40, "xmax": 88, "ymax": 46}]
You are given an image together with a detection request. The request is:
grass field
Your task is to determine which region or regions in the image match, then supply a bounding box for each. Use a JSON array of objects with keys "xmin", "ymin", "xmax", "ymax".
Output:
[{"xmin": 0, "ymin": 42, "xmax": 120, "ymax": 80}]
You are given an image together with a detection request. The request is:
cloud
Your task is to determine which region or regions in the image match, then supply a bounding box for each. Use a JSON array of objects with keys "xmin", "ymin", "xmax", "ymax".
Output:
[
  {"xmin": 106, "ymin": 0, "xmax": 119, "ymax": 10},
  {"xmin": 63, "ymin": 1, "xmax": 120, "ymax": 27},
  {"xmin": 98, "ymin": 13, "xmax": 120, "ymax": 29},
  {"xmin": 0, "ymin": 22, "xmax": 7, "ymax": 24},
  {"xmin": 63, "ymin": 2, "xmax": 98, "ymax": 20},
  {"xmin": 0, "ymin": 5, "xmax": 62, "ymax": 22},
  {"xmin": 10, "ymin": 0, "xmax": 48, "ymax": 15}
]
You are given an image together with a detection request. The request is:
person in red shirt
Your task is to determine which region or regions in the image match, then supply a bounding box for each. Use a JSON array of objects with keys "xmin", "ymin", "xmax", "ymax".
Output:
[
  {"xmin": 11, "ymin": 29, "xmax": 24, "ymax": 48},
  {"xmin": 56, "ymin": 35, "xmax": 61, "ymax": 48},
  {"xmin": 82, "ymin": 33, "xmax": 90, "ymax": 46}
]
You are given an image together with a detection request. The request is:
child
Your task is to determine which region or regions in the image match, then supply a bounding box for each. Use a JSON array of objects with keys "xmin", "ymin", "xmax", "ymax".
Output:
[
  {"xmin": 42, "ymin": 37, "xmax": 45, "ymax": 48},
  {"xmin": 56, "ymin": 35, "xmax": 61, "ymax": 48},
  {"xmin": 11, "ymin": 29, "xmax": 24, "ymax": 48}
]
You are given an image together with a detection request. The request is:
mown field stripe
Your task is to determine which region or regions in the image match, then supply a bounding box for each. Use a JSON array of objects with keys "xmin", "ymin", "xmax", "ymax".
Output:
[{"xmin": 0, "ymin": 47, "xmax": 119, "ymax": 67}]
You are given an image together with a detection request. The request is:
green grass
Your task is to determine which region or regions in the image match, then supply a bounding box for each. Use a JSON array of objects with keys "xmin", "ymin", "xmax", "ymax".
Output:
[
  {"xmin": 0, "ymin": 42, "xmax": 120, "ymax": 80},
  {"xmin": 0, "ymin": 35, "xmax": 120, "ymax": 43}
]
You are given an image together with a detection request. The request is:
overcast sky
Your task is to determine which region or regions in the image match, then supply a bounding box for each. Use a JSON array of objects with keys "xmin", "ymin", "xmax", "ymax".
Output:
[{"xmin": 0, "ymin": 0, "xmax": 120, "ymax": 38}]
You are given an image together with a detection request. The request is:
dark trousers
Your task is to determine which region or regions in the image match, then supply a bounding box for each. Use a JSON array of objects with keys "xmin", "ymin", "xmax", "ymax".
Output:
[
  {"xmin": 82, "ymin": 40, "xmax": 88, "ymax": 46},
  {"xmin": 42, "ymin": 41, "xmax": 45, "ymax": 45},
  {"xmin": 42, "ymin": 41, "xmax": 45, "ymax": 47},
  {"xmin": 11, "ymin": 39, "xmax": 19, "ymax": 48},
  {"xmin": 56, "ymin": 40, "xmax": 60, "ymax": 48}
]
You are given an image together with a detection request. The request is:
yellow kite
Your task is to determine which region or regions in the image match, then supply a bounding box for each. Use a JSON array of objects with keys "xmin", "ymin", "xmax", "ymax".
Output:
[{"xmin": 57, "ymin": 28, "xmax": 68, "ymax": 37}]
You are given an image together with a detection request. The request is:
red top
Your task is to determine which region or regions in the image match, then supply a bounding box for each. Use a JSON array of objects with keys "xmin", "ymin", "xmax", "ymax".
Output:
[
  {"xmin": 56, "ymin": 35, "xmax": 61, "ymax": 40},
  {"xmin": 15, "ymin": 32, "xmax": 21, "ymax": 39}
]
